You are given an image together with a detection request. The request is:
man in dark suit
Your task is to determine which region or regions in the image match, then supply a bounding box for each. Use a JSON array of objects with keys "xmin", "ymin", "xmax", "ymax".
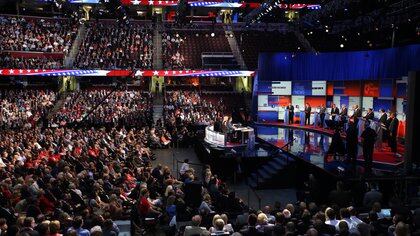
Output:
[
  {"xmin": 287, "ymin": 103, "xmax": 294, "ymax": 124},
  {"xmin": 361, "ymin": 121, "xmax": 377, "ymax": 174},
  {"xmin": 214, "ymin": 118, "xmax": 222, "ymax": 132},
  {"xmin": 354, "ymin": 105, "xmax": 362, "ymax": 118},
  {"xmin": 379, "ymin": 109, "xmax": 388, "ymax": 142},
  {"xmin": 319, "ymin": 104, "xmax": 326, "ymax": 127},
  {"xmin": 240, "ymin": 214, "xmax": 263, "ymax": 235},
  {"xmin": 331, "ymin": 103, "xmax": 339, "ymax": 120},
  {"xmin": 346, "ymin": 121, "xmax": 359, "ymax": 165},
  {"xmin": 305, "ymin": 103, "xmax": 311, "ymax": 125},
  {"xmin": 353, "ymin": 105, "xmax": 362, "ymax": 124},
  {"xmin": 379, "ymin": 109, "xmax": 388, "ymax": 124},
  {"xmin": 388, "ymin": 112, "xmax": 399, "ymax": 153},
  {"xmin": 364, "ymin": 108, "xmax": 374, "ymax": 120},
  {"xmin": 339, "ymin": 105, "xmax": 348, "ymax": 128}
]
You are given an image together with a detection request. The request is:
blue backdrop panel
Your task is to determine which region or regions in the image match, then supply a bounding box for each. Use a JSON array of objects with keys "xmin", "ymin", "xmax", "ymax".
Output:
[
  {"xmin": 373, "ymin": 98, "xmax": 392, "ymax": 112},
  {"xmin": 379, "ymin": 79, "xmax": 393, "ymax": 97},
  {"xmin": 258, "ymin": 111, "xmax": 278, "ymax": 121},
  {"xmin": 258, "ymin": 44, "xmax": 420, "ymax": 81},
  {"xmin": 340, "ymin": 96, "xmax": 349, "ymax": 107},
  {"xmin": 257, "ymin": 81, "xmax": 273, "ymax": 93},
  {"xmin": 292, "ymin": 81, "xmax": 312, "ymax": 95},
  {"xmin": 397, "ymin": 83, "xmax": 407, "ymax": 98}
]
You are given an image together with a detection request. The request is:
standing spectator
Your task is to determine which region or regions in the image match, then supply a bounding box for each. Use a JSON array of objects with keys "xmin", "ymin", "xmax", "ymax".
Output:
[{"xmin": 361, "ymin": 121, "xmax": 377, "ymax": 175}]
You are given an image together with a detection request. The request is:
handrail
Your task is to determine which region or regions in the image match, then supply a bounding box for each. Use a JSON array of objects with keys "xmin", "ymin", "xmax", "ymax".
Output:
[
  {"xmin": 279, "ymin": 138, "xmax": 296, "ymax": 151},
  {"xmin": 245, "ymin": 174, "xmax": 262, "ymax": 210},
  {"xmin": 174, "ymin": 157, "xmax": 206, "ymax": 179}
]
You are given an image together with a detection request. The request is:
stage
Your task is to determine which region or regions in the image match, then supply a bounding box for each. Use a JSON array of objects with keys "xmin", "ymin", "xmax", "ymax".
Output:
[{"xmin": 255, "ymin": 123, "xmax": 405, "ymax": 178}]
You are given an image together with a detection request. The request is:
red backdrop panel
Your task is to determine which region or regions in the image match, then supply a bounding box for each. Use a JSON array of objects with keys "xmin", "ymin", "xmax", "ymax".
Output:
[
  {"xmin": 363, "ymin": 81, "xmax": 379, "ymax": 97},
  {"xmin": 327, "ymin": 82, "xmax": 334, "ymax": 96},
  {"xmin": 305, "ymin": 96, "xmax": 326, "ymax": 107},
  {"xmin": 278, "ymin": 96, "xmax": 291, "ymax": 107},
  {"xmin": 344, "ymin": 81, "xmax": 361, "ymax": 96}
]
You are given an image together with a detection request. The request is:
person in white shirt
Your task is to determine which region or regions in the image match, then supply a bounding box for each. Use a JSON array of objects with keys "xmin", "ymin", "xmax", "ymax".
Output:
[
  {"xmin": 325, "ymin": 207, "xmax": 340, "ymax": 226},
  {"xmin": 179, "ymin": 159, "xmax": 190, "ymax": 176},
  {"xmin": 336, "ymin": 208, "xmax": 360, "ymax": 233},
  {"xmin": 348, "ymin": 206, "xmax": 363, "ymax": 225}
]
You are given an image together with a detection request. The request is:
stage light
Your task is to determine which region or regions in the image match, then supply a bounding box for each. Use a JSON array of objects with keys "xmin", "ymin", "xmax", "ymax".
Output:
[
  {"xmin": 325, "ymin": 29, "xmax": 329, "ymax": 32},
  {"xmin": 211, "ymin": 32, "xmax": 215, "ymax": 37},
  {"xmin": 297, "ymin": 46, "xmax": 300, "ymax": 50},
  {"xmin": 195, "ymin": 33, "xmax": 199, "ymax": 37},
  {"xmin": 176, "ymin": 33, "xmax": 179, "ymax": 37},
  {"xmin": 340, "ymin": 44, "xmax": 344, "ymax": 48},
  {"xmin": 229, "ymin": 33, "xmax": 234, "ymax": 38}
]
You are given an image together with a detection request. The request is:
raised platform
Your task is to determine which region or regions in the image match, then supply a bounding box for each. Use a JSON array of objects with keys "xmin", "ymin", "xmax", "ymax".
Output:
[{"xmin": 255, "ymin": 123, "xmax": 405, "ymax": 178}]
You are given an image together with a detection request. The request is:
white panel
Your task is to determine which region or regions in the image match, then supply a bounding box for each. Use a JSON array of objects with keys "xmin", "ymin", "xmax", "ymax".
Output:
[
  {"xmin": 333, "ymin": 96, "xmax": 341, "ymax": 108},
  {"xmin": 292, "ymin": 95, "xmax": 305, "ymax": 111},
  {"xmin": 311, "ymin": 81, "xmax": 326, "ymax": 96},
  {"xmin": 272, "ymin": 81, "xmax": 292, "ymax": 95}
]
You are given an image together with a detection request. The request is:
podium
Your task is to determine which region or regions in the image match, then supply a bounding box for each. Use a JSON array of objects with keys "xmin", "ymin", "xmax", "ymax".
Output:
[
  {"xmin": 205, "ymin": 124, "xmax": 255, "ymax": 148},
  {"xmin": 313, "ymin": 112, "xmax": 321, "ymax": 127},
  {"xmin": 299, "ymin": 111, "xmax": 305, "ymax": 126},
  {"xmin": 284, "ymin": 109, "xmax": 289, "ymax": 124}
]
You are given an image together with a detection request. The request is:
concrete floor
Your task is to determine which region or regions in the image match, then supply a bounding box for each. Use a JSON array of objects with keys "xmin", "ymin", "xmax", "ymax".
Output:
[{"xmin": 151, "ymin": 147, "xmax": 297, "ymax": 210}]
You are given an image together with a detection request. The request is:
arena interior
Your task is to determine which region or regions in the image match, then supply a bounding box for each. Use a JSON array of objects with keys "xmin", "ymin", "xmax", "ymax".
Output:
[{"xmin": 0, "ymin": 0, "xmax": 419, "ymax": 235}]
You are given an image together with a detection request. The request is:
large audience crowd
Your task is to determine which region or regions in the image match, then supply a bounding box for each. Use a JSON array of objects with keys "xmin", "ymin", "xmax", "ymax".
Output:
[
  {"xmin": 0, "ymin": 54, "xmax": 63, "ymax": 69},
  {"xmin": 50, "ymin": 89, "xmax": 153, "ymax": 128},
  {"xmin": 74, "ymin": 23, "xmax": 153, "ymax": 69},
  {"xmin": 163, "ymin": 91, "xmax": 227, "ymax": 146},
  {"xmin": 0, "ymin": 16, "xmax": 77, "ymax": 53},
  {"xmin": 0, "ymin": 87, "xmax": 419, "ymax": 236},
  {"xmin": 161, "ymin": 32, "xmax": 185, "ymax": 70},
  {"xmin": 0, "ymin": 89, "xmax": 56, "ymax": 130}
]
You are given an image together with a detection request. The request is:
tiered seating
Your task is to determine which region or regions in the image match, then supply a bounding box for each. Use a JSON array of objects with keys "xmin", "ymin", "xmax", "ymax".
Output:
[
  {"xmin": 0, "ymin": 89, "xmax": 56, "ymax": 129},
  {"xmin": 235, "ymin": 31, "xmax": 301, "ymax": 69},
  {"xmin": 0, "ymin": 52, "xmax": 63, "ymax": 69},
  {"xmin": 50, "ymin": 88, "xmax": 152, "ymax": 127},
  {"xmin": 0, "ymin": 15, "xmax": 77, "ymax": 69},
  {"xmin": 163, "ymin": 30, "xmax": 232, "ymax": 69},
  {"xmin": 75, "ymin": 22, "xmax": 153, "ymax": 69}
]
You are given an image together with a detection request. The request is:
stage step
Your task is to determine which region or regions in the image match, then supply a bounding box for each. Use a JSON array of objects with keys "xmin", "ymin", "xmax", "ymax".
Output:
[
  {"xmin": 247, "ymin": 177, "xmax": 257, "ymax": 188},
  {"xmin": 247, "ymin": 155, "xmax": 296, "ymax": 189},
  {"xmin": 272, "ymin": 157, "xmax": 288, "ymax": 165},
  {"xmin": 261, "ymin": 164, "xmax": 278, "ymax": 175},
  {"xmin": 257, "ymin": 169, "xmax": 272, "ymax": 179},
  {"xmin": 269, "ymin": 160, "xmax": 284, "ymax": 170}
]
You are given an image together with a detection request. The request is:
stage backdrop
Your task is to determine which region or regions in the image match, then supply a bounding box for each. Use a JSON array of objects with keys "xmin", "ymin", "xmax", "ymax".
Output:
[
  {"xmin": 252, "ymin": 45, "xmax": 416, "ymax": 136},
  {"xmin": 257, "ymin": 44, "xmax": 420, "ymax": 82}
]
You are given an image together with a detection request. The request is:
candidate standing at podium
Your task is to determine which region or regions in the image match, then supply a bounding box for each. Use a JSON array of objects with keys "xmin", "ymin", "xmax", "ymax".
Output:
[
  {"xmin": 353, "ymin": 105, "xmax": 362, "ymax": 124},
  {"xmin": 287, "ymin": 103, "xmax": 294, "ymax": 124},
  {"xmin": 364, "ymin": 108, "xmax": 374, "ymax": 120},
  {"xmin": 379, "ymin": 109, "xmax": 388, "ymax": 142},
  {"xmin": 331, "ymin": 103, "xmax": 339, "ymax": 120},
  {"xmin": 319, "ymin": 104, "xmax": 326, "ymax": 127},
  {"xmin": 305, "ymin": 103, "xmax": 311, "ymax": 125}
]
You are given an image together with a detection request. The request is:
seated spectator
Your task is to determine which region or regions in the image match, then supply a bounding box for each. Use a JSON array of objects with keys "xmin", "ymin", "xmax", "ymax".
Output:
[
  {"xmin": 394, "ymin": 222, "xmax": 410, "ymax": 236},
  {"xmin": 256, "ymin": 213, "xmax": 274, "ymax": 233},
  {"xmin": 75, "ymin": 22, "xmax": 153, "ymax": 69},
  {"xmin": 240, "ymin": 214, "xmax": 259, "ymax": 236},
  {"xmin": 184, "ymin": 215, "xmax": 210, "ymax": 236},
  {"xmin": 67, "ymin": 216, "xmax": 90, "ymax": 236},
  {"xmin": 0, "ymin": 16, "xmax": 77, "ymax": 53}
]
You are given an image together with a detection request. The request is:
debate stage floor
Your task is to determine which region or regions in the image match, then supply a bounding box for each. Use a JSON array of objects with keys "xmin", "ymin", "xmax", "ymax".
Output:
[{"xmin": 255, "ymin": 124, "xmax": 404, "ymax": 178}]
